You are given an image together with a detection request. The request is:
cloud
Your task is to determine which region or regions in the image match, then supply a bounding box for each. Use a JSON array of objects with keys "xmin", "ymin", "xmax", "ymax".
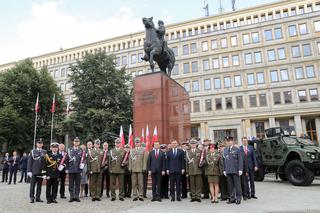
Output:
[{"xmin": 0, "ymin": 1, "xmax": 143, "ymax": 64}]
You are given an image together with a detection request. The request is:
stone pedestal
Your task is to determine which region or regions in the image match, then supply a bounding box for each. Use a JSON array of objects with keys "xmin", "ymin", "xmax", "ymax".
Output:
[{"xmin": 133, "ymin": 72, "xmax": 191, "ymax": 144}]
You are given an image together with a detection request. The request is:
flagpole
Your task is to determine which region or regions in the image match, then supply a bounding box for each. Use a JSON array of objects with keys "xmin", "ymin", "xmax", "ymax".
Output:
[
  {"xmin": 50, "ymin": 94, "xmax": 55, "ymax": 144},
  {"xmin": 33, "ymin": 93, "xmax": 39, "ymax": 149},
  {"xmin": 50, "ymin": 110, "xmax": 54, "ymax": 143}
]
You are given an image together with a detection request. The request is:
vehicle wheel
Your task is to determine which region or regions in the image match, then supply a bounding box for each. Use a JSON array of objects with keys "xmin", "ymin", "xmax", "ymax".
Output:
[
  {"xmin": 254, "ymin": 167, "xmax": 265, "ymax": 181},
  {"xmin": 285, "ymin": 160, "xmax": 314, "ymax": 186},
  {"xmin": 278, "ymin": 173, "xmax": 288, "ymax": 181}
]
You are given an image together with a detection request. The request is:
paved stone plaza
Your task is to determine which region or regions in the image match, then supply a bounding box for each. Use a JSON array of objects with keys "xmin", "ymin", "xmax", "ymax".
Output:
[{"xmin": 0, "ymin": 175, "xmax": 319, "ymax": 213}]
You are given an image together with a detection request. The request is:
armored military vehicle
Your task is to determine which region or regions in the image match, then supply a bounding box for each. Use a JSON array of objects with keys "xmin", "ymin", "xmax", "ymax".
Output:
[{"xmin": 253, "ymin": 127, "xmax": 320, "ymax": 186}]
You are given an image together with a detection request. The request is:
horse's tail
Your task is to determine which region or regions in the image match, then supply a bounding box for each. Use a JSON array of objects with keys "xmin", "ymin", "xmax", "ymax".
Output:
[{"xmin": 167, "ymin": 48, "xmax": 175, "ymax": 76}]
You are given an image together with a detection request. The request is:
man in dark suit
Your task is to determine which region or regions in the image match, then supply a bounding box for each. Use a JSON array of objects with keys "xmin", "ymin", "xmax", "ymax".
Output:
[
  {"xmin": 239, "ymin": 137, "xmax": 258, "ymax": 200},
  {"xmin": 180, "ymin": 141, "xmax": 188, "ymax": 199},
  {"xmin": 1, "ymin": 153, "xmax": 10, "ymax": 182},
  {"xmin": 19, "ymin": 152, "xmax": 28, "ymax": 183},
  {"xmin": 166, "ymin": 140, "xmax": 185, "ymax": 202},
  {"xmin": 27, "ymin": 139, "xmax": 47, "ymax": 203},
  {"xmin": 223, "ymin": 137, "xmax": 243, "ymax": 205},
  {"xmin": 160, "ymin": 144, "xmax": 169, "ymax": 199},
  {"xmin": 147, "ymin": 141, "xmax": 166, "ymax": 202},
  {"xmin": 8, "ymin": 151, "xmax": 20, "ymax": 184},
  {"xmin": 58, "ymin": 143, "xmax": 67, "ymax": 199}
]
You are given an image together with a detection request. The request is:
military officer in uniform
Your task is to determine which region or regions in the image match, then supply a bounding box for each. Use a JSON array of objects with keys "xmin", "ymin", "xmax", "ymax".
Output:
[
  {"xmin": 123, "ymin": 144, "xmax": 132, "ymax": 198},
  {"xmin": 27, "ymin": 139, "xmax": 47, "ymax": 203},
  {"xmin": 141, "ymin": 142, "xmax": 148, "ymax": 198},
  {"xmin": 45, "ymin": 142, "xmax": 62, "ymax": 204},
  {"xmin": 160, "ymin": 144, "xmax": 169, "ymax": 199},
  {"xmin": 87, "ymin": 139, "xmax": 103, "ymax": 201},
  {"xmin": 201, "ymin": 139, "xmax": 210, "ymax": 199},
  {"xmin": 66, "ymin": 137, "xmax": 84, "ymax": 202},
  {"xmin": 100, "ymin": 141, "xmax": 110, "ymax": 198},
  {"xmin": 185, "ymin": 139, "xmax": 202, "ymax": 202},
  {"xmin": 58, "ymin": 143, "xmax": 67, "ymax": 199},
  {"xmin": 129, "ymin": 137, "xmax": 148, "ymax": 201},
  {"xmin": 218, "ymin": 140, "xmax": 229, "ymax": 201},
  {"xmin": 223, "ymin": 136, "xmax": 243, "ymax": 205},
  {"xmin": 109, "ymin": 138, "xmax": 126, "ymax": 201},
  {"xmin": 181, "ymin": 141, "xmax": 188, "ymax": 199}
]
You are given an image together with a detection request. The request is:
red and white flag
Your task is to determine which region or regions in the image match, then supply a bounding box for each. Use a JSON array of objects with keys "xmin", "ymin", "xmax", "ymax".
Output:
[
  {"xmin": 151, "ymin": 126, "xmax": 158, "ymax": 147},
  {"xmin": 51, "ymin": 94, "xmax": 56, "ymax": 113},
  {"xmin": 128, "ymin": 124, "xmax": 134, "ymax": 148},
  {"xmin": 119, "ymin": 125, "xmax": 125, "ymax": 148},
  {"xmin": 146, "ymin": 125, "xmax": 150, "ymax": 151},
  {"xmin": 35, "ymin": 93, "xmax": 40, "ymax": 113},
  {"xmin": 141, "ymin": 128, "xmax": 145, "ymax": 143},
  {"xmin": 66, "ymin": 97, "xmax": 70, "ymax": 115}
]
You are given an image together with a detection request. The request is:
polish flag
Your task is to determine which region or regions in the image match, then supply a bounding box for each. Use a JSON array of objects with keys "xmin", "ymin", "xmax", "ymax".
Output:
[
  {"xmin": 145, "ymin": 125, "xmax": 150, "ymax": 151},
  {"xmin": 51, "ymin": 94, "xmax": 56, "ymax": 113},
  {"xmin": 119, "ymin": 125, "xmax": 125, "ymax": 147},
  {"xmin": 151, "ymin": 126, "xmax": 158, "ymax": 147},
  {"xmin": 128, "ymin": 124, "xmax": 134, "ymax": 148},
  {"xmin": 141, "ymin": 128, "xmax": 145, "ymax": 143},
  {"xmin": 35, "ymin": 93, "xmax": 40, "ymax": 113}
]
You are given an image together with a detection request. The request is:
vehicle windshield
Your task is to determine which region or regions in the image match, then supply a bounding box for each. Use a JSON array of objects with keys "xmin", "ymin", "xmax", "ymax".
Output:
[
  {"xmin": 296, "ymin": 137, "xmax": 315, "ymax": 146},
  {"xmin": 282, "ymin": 137, "xmax": 298, "ymax": 145}
]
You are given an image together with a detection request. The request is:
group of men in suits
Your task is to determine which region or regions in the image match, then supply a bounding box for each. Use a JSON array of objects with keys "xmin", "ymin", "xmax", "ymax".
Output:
[{"xmin": 1, "ymin": 151, "xmax": 26, "ymax": 184}]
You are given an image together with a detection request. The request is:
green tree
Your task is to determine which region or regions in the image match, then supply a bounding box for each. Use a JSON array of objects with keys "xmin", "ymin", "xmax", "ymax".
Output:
[
  {"xmin": 66, "ymin": 52, "xmax": 132, "ymax": 143},
  {"xmin": 0, "ymin": 60, "xmax": 65, "ymax": 153}
]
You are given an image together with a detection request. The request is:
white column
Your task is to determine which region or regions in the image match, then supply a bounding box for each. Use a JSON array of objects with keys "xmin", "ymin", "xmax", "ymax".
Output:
[
  {"xmin": 294, "ymin": 115, "xmax": 303, "ymax": 137},
  {"xmin": 315, "ymin": 118, "xmax": 320, "ymax": 146},
  {"xmin": 269, "ymin": 117, "xmax": 276, "ymax": 128}
]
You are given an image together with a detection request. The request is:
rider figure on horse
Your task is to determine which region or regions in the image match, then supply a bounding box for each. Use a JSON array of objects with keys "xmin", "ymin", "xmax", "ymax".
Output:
[{"xmin": 156, "ymin": 20, "xmax": 168, "ymax": 56}]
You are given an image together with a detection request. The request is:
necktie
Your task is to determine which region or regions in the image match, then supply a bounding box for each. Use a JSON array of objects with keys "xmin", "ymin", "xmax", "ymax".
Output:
[
  {"xmin": 155, "ymin": 150, "xmax": 158, "ymax": 159},
  {"xmin": 245, "ymin": 146, "xmax": 248, "ymax": 155}
]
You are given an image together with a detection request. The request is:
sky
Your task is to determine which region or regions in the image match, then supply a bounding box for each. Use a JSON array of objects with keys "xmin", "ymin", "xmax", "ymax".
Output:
[{"xmin": 0, "ymin": 0, "xmax": 276, "ymax": 64}]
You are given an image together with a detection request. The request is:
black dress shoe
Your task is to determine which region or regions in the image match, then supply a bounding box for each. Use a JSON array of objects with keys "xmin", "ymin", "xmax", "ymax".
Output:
[
  {"xmin": 75, "ymin": 199, "xmax": 80, "ymax": 202},
  {"xmin": 171, "ymin": 198, "xmax": 175, "ymax": 202},
  {"xmin": 236, "ymin": 200, "xmax": 241, "ymax": 205},
  {"xmin": 68, "ymin": 199, "xmax": 73, "ymax": 202},
  {"xmin": 157, "ymin": 198, "xmax": 162, "ymax": 202},
  {"xmin": 196, "ymin": 199, "xmax": 201, "ymax": 202},
  {"xmin": 47, "ymin": 201, "xmax": 52, "ymax": 204},
  {"xmin": 190, "ymin": 199, "xmax": 195, "ymax": 202},
  {"xmin": 30, "ymin": 199, "xmax": 35, "ymax": 203},
  {"xmin": 61, "ymin": 196, "xmax": 67, "ymax": 199},
  {"xmin": 111, "ymin": 198, "xmax": 116, "ymax": 201},
  {"xmin": 243, "ymin": 197, "xmax": 248, "ymax": 201},
  {"xmin": 92, "ymin": 198, "xmax": 96, "ymax": 201},
  {"xmin": 119, "ymin": 198, "xmax": 124, "ymax": 201},
  {"xmin": 96, "ymin": 198, "xmax": 101, "ymax": 201},
  {"xmin": 133, "ymin": 197, "xmax": 138, "ymax": 201},
  {"xmin": 177, "ymin": 198, "xmax": 181, "ymax": 201},
  {"xmin": 139, "ymin": 198, "xmax": 144, "ymax": 201},
  {"xmin": 227, "ymin": 200, "xmax": 235, "ymax": 204},
  {"xmin": 52, "ymin": 200, "xmax": 58, "ymax": 203},
  {"xmin": 36, "ymin": 199, "xmax": 43, "ymax": 203},
  {"xmin": 151, "ymin": 198, "xmax": 156, "ymax": 202},
  {"xmin": 251, "ymin": 195, "xmax": 258, "ymax": 199},
  {"xmin": 214, "ymin": 201, "xmax": 219, "ymax": 203}
]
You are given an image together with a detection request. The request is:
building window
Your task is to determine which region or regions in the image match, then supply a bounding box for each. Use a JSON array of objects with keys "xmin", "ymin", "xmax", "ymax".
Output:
[
  {"xmin": 193, "ymin": 100, "xmax": 200, "ymax": 112},
  {"xmin": 243, "ymin": 34, "xmax": 250, "ymax": 45},
  {"xmin": 302, "ymin": 44, "xmax": 312, "ymax": 56},
  {"xmin": 231, "ymin": 36, "xmax": 238, "ymax": 46},
  {"xmin": 122, "ymin": 56, "xmax": 127, "ymax": 65},
  {"xmin": 224, "ymin": 77, "xmax": 231, "ymax": 88},
  {"xmin": 316, "ymin": 3, "xmax": 320, "ymax": 11},
  {"xmin": 264, "ymin": 29, "xmax": 273, "ymax": 41},
  {"xmin": 280, "ymin": 69, "xmax": 289, "ymax": 81},
  {"xmin": 131, "ymin": 54, "xmax": 137, "ymax": 64},
  {"xmin": 257, "ymin": 72, "xmax": 265, "ymax": 84},
  {"xmin": 254, "ymin": 52, "xmax": 262, "ymax": 63},
  {"xmin": 172, "ymin": 47, "xmax": 178, "ymax": 56},
  {"xmin": 183, "ymin": 63, "xmax": 190, "ymax": 74},
  {"xmin": 188, "ymin": 29, "xmax": 193, "ymax": 36},
  {"xmin": 284, "ymin": 91, "xmax": 292, "ymax": 104},
  {"xmin": 249, "ymin": 95, "xmax": 257, "ymax": 107},
  {"xmin": 60, "ymin": 68, "xmax": 66, "ymax": 77},
  {"xmin": 278, "ymin": 48, "xmax": 286, "ymax": 60},
  {"xmin": 204, "ymin": 79, "xmax": 211, "ymax": 90},
  {"xmin": 306, "ymin": 119, "xmax": 318, "ymax": 143},
  {"xmin": 184, "ymin": 82, "xmax": 190, "ymax": 92},
  {"xmin": 190, "ymin": 43, "xmax": 197, "ymax": 53},
  {"xmin": 306, "ymin": 65, "xmax": 315, "ymax": 78},
  {"xmin": 299, "ymin": 23, "xmax": 308, "ymax": 35},
  {"xmin": 214, "ymin": 78, "xmax": 221, "ymax": 89},
  {"xmin": 318, "ymin": 42, "xmax": 320, "ymax": 54},
  {"xmin": 290, "ymin": 8, "xmax": 296, "ymax": 16},
  {"xmin": 274, "ymin": 28, "xmax": 283, "ymax": 39},
  {"xmin": 222, "ymin": 56, "xmax": 229, "ymax": 67},
  {"xmin": 259, "ymin": 94, "xmax": 267, "ymax": 106},
  {"xmin": 212, "ymin": 58, "xmax": 219, "ymax": 69},
  {"xmin": 236, "ymin": 96, "xmax": 243, "ymax": 108},
  {"xmin": 54, "ymin": 69, "xmax": 59, "ymax": 78},
  {"xmin": 310, "ymin": 89, "xmax": 319, "ymax": 101},
  {"xmin": 183, "ymin": 44, "xmax": 189, "ymax": 55},
  {"xmin": 288, "ymin": 25, "xmax": 297, "ymax": 36},
  {"xmin": 232, "ymin": 55, "xmax": 239, "ymax": 66},
  {"xmin": 172, "ymin": 64, "xmax": 179, "ymax": 75},
  {"xmin": 314, "ymin": 21, "xmax": 320, "ymax": 32},
  {"xmin": 205, "ymin": 99, "xmax": 212, "ymax": 111},
  {"xmin": 298, "ymin": 90, "xmax": 307, "ymax": 102},
  {"xmin": 221, "ymin": 38, "xmax": 227, "ymax": 48},
  {"xmin": 215, "ymin": 98, "xmax": 222, "ymax": 110},
  {"xmin": 291, "ymin": 46, "xmax": 301, "ymax": 58},
  {"xmin": 273, "ymin": 92, "xmax": 281, "ymax": 105},
  {"xmin": 267, "ymin": 49, "xmax": 276, "ymax": 61},
  {"xmin": 226, "ymin": 97, "xmax": 233, "ymax": 109},
  {"xmin": 203, "ymin": 59, "xmax": 210, "ymax": 71},
  {"xmin": 295, "ymin": 67, "xmax": 304, "ymax": 79},
  {"xmin": 211, "ymin": 40, "xmax": 218, "ymax": 49},
  {"xmin": 234, "ymin": 75, "xmax": 242, "ymax": 87},
  {"xmin": 191, "ymin": 61, "xmax": 198, "ymax": 72},
  {"xmin": 116, "ymin": 57, "xmax": 121, "ymax": 66},
  {"xmin": 247, "ymin": 73, "xmax": 255, "ymax": 85},
  {"xmin": 270, "ymin": 70, "xmax": 279, "ymax": 82},
  {"xmin": 299, "ymin": 6, "xmax": 304, "ymax": 14},
  {"xmin": 192, "ymin": 81, "xmax": 199, "ymax": 92},
  {"xmin": 252, "ymin": 32, "xmax": 260, "ymax": 43},
  {"xmin": 256, "ymin": 122, "xmax": 265, "ymax": 139},
  {"xmin": 138, "ymin": 53, "xmax": 143, "ymax": 62},
  {"xmin": 201, "ymin": 41, "xmax": 208, "ymax": 52},
  {"xmin": 245, "ymin": 53, "xmax": 252, "ymax": 64}
]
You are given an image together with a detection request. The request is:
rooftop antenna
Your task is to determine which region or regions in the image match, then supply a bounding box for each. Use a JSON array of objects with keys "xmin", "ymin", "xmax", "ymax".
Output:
[
  {"xmin": 231, "ymin": 0, "xmax": 236, "ymax": 11},
  {"xmin": 218, "ymin": 0, "xmax": 224, "ymax": 13},
  {"xmin": 203, "ymin": 0, "xmax": 209, "ymax": 17}
]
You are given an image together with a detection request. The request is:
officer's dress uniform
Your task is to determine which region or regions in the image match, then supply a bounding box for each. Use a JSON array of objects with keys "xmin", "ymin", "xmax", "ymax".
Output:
[
  {"xmin": 109, "ymin": 147, "xmax": 125, "ymax": 200},
  {"xmin": 45, "ymin": 151, "xmax": 62, "ymax": 203},
  {"xmin": 186, "ymin": 147, "xmax": 203, "ymax": 201},
  {"xmin": 87, "ymin": 147, "xmax": 103, "ymax": 200}
]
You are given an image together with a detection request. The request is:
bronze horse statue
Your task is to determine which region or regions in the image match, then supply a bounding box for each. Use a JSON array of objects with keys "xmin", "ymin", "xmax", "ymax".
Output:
[{"xmin": 141, "ymin": 17, "xmax": 175, "ymax": 76}]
